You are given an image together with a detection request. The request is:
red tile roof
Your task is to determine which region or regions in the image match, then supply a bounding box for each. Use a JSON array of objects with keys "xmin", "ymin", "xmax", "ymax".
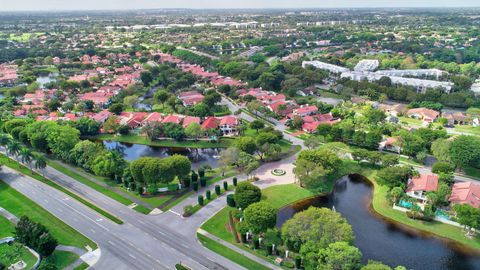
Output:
[
  {"xmin": 406, "ymin": 174, "xmax": 439, "ymax": 192},
  {"xmin": 219, "ymin": 116, "xmax": 238, "ymax": 126},
  {"xmin": 201, "ymin": 116, "xmax": 220, "ymax": 130},
  {"xmin": 162, "ymin": 114, "xmax": 182, "ymax": 124},
  {"xmin": 449, "ymin": 182, "xmax": 480, "ymax": 208},
  {"xmin": 182, "ymin": 116, "xmax": 201, "ymax": 128}
]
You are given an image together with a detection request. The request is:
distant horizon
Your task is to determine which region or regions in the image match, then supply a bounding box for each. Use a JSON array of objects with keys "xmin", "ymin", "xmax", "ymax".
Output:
[{"xmin": 1, "ymin": 0, "xmax": 480, "ymax": 12}]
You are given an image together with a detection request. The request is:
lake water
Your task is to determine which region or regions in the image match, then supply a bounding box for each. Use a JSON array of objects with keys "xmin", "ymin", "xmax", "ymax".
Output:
[
  {"xmin": 102, "ymin": 140, "xmax": 221, "ymax": 170},
  {"xmin": 276, "ymin": 175, "xmax": 480, "ymax": 270}
]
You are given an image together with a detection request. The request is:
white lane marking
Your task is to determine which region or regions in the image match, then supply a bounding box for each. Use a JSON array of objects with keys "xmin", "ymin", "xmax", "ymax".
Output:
[
  {"xmin": 181, "ymin": 243, "xmax": 189, "ymax": 249},
  {"xmin": 108, "ymin": 240, "xmax": 115, "ymax": 245},
  {"xmin": 157, "ymin": 231, "xmax": 165, "ymax": 236},
  {"xmin": 90, "ymin": 229, "xmax": 96, "ymax": 234},
  {"xmin": 129, "ymin": 254, "xmax": 136, "ymax": 259}
]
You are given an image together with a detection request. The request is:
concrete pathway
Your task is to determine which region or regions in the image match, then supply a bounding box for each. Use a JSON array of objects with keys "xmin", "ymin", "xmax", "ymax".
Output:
[
  {"xmin": 197, "ymin": 228, "xmax": 283, "ymax": 270},
  {"xmin": 0, "ymin": 206, "xmax": 19, "ymax": 224}
]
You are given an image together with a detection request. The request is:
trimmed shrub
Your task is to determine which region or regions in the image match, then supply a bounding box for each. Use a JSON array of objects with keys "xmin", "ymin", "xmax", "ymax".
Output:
[
  {"xmin": 200, "ymin": 176, "xmax": 207, "ymax": 187},
  {"xmin": 198, "ymin": 195, "xmax": 204, "ymax": 206},
  {"xmin": 295, "ymin": 256, "xmax": 302, "ymax": 269},
  {"xmin": 233, "ymin": 177, "xmax": 238, "ymax": 186},
  {"xmin": 206, "ymin": 190, "xmax": 211, "ymax": 200},
  {"xmin": 234, "ymin": 182, "xmax": 262, "ymax": 209},
  {"xmin": 192, "ymin": 181, "xmax": 198, "ymax": 191},
  {"xmin": 253, "ymin": 237, "xmax": 260, "ymax": 249},
  {"xmin": 183, "ymin": 205, "xmax": 194, "ymax": 217},
  {"xmin": 432, "ymin": 161, "xmax": 455, "ymax": 174},
  {"xmin": 227, "ymin": 194, "xmax": 236, "ymax": 207},
  {"xmin": 215, "ymin": 185, "xmax": 221, "ymax": 195},
  {"xmin": 198, "ymin": 169, "xmax": 205, "ymax": 178},
  {"xmin": 183, "ymin": 178, "xmax": 191, "ymax": 188},
  {"xmin": 191, "ymin": 171, "xmax": 198, "ymax": 182},
  {"xmin": 223, "ymin": 181, "xmax": 228, "ymax": 191}
]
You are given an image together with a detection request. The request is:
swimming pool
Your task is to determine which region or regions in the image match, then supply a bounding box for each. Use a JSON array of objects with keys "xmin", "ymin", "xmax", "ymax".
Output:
[{"xmin": 398, "ymin": 200, "xmax": 412, "ymax": 209}]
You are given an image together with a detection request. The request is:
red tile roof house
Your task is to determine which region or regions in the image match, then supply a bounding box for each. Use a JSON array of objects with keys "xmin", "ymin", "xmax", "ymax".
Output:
[
  {"xmin": 301, "ymin": 113, "xmax": 339, "ymax": 133},
  {"xmin": 449, "ymin": 182, "xmax": 480, "ymax": 209},
  {"xmin": 142, "ymin": 112, "xmax": 163, "ymax": 126},
  {"xmin": 162, "ymin": 114, "xmax": 183, "ymax": 125},
  {"xmin": 89, "ymin": 110, "xmax": 112, "ymax": 123},
  {"xmin": 293, "ymin": 105, "xmax": 318, "ymax": 117},
  {"xmin": 201, "ymin": 116, "xmax": 220, "ymax": 131},
  {"xmin": 443, "ymin": 112, "xmax": 469, "ymax": 126},
  {"xmin": 179, "ymin": 91, "xmax": 205, "ymax": 106},
  {"xmin": 81, "ymin": 91, "xmax": 114, "ymax": 107},
  {"xmin": 379, "ymin": 136, "xmax": 401, "ymax": 153},
  {"xmin": 219, "ymin": 116, "xmax": 239, "ymax": 136},
  {"xmin": 120, "ymin": 112, "xmax": 148, "ymax": 129},
  {"xmin": 406, "ymin": 108, "xmax": 440, "ymax": 123},
  {"xmin": 406, "ymin": 174, "xmax": 439, "ymax": 203},
  {"xmin": 182, "ymin": 116, "xmax": 201, "ymax": 128}
]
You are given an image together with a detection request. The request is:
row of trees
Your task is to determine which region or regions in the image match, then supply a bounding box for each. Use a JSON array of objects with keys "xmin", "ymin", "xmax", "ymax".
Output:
[{"xmin": 129, "ymin": 156, "xmax": 191, "ymax": 193}]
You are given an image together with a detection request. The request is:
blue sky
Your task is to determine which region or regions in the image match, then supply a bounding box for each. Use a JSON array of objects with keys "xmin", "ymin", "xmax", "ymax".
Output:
[{"xmin": 1, "ymin": 0, "xmax": 479, "ymax": 11}]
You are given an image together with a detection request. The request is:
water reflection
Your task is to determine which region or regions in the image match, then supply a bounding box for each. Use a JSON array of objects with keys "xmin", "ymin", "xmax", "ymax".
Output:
[
  {"xmin": 276, "ymin": 175, "xmax": 480, "ymax": 270},
  {"xmin": 101, "ymin": 140, "xmax": 221, "ymax": 170}
]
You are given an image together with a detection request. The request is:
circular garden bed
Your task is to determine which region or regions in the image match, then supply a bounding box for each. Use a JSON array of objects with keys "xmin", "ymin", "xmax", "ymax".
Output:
[{"xmin": 271, "ymin": 169, "xmax": 286, "ymax": 176}]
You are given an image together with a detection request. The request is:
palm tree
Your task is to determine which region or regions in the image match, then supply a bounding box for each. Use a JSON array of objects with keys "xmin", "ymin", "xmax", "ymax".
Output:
[
  {"xmin": 0, "ymin": 134, "xmax": 11, "ymax": 151},
  {"xmin": 34, "ymin": 154, "xmax": 47, "ymax": 176},
  {"xmin": 7, "ymin": 141, "xmax": 20, "ymax": 157},
  {"xmin": 19, "ymin": 147, "xmax": 33, "ymax": 168}
]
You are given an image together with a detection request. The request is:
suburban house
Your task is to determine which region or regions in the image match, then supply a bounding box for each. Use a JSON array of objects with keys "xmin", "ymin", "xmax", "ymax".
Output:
[
  {"xmin": 293, "ymin": 105, "xmax": 318, "ymax": 117},
  {"xmin": 182, "ymin": 116, "xmax": 201, "ymax": 128},
  {"xmin": 406, "ymin": 174, "xmax": 439, "ymax": 203},
  {"xmin": 379, "ymin": 136, "xmax": 402, "ymax": 153},
  {"xmin": 301, "ymin": 113, "xmax": 339, "ymax": 133},
  {"xmin": 406, "ymin": 108, "xmax": 440, "ymax": 123},
  {"xmin": 449, "ymin": 182, "xmax": 480, "ymax": 209},
  {"xmin": 296, "ymin": 86, "xmax": 316, "ymax": 97},
  {"xmin": 162, "ymin": 114, "xmax": 183, "ymax": 125},
  {"xmin": 120, "ymin": 112, "xmax": 148, "ymax": 129},
  {"xmin": 142, "ymin": 112, "xmax": 163, "ymax": 125},
  {"xmin": 219, "ymin": 116, "xmax": 239, "ymax": 135},
  {"xmin": 443, "ymin": 112, "xmax": 469, "ymax": 126},
  {"xmin": 179, "ymin": 91, "xmax": 204, "ymax": 106},
  {"xmin": 378, "ymin": 103, "xmax": 407, "ymax": 117}
]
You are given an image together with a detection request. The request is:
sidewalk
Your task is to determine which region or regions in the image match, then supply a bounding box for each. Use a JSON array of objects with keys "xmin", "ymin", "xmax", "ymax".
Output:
[{"xmin": 197, "ymin": 228, "xmax": 283, "ymax": 270}]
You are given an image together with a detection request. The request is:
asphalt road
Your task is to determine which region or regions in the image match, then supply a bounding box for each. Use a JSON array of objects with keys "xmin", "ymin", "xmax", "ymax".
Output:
[{"xmin": 0, "ymin": 161, "xmax": 244, "ymax": 270}]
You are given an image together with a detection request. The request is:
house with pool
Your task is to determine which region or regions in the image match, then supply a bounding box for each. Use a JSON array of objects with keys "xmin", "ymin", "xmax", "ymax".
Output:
[
  {"xmin": 405, "ymin": 174, "xmax": 439, "ymax": 203},
  {"xmin": 449, "ymin": 182, "xmax": 480, "ymax": 209}
]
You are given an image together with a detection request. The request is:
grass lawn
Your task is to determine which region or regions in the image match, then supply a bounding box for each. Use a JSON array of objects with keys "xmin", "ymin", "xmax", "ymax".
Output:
[
  {"xmin": 261, "ymin": 184, "xmax": 316, "ymax": 209},
  {"xmin": 197, "ymin": 234, "xmax": 271, "ymax": 270},
  {"xmin": 0, "ymin": 154, "xmax": 122, "ymax": 225},
  {"xmin": 399, "ymin": 116, "xmax": 423, "ymax": 127},
  {"xmin": 0, "ymin": 180, "xmax": 96, "ymax": 249},
  {"xmin": 454, "ymin": 125, "xmax": 480, "ymax": 136},
  {"xmin": 202, "ymin": 184, "xmax": 318, "ymax": 241},
  {"xmin": 0, "ymin": 215, "xmax": 15, "ymax": 238},
  {"xmin": 47, "ymin": 161, "xmax": 134, "ymax": 207},
  {"xmin": 0, "ymin": 242, "xmax": 37, "ymax": 269},
  {"xmin": 73, "ymin": 262, "xmax": 89, "ymax": 270},
  {"xmin": 463, "ymin": 166, "xmax": 480, "ymax": 180},
  {"xmin": 41, "ymin": 250, "xmax": 79, "ymax": 270},
  {"xmin": 93, "ymin": 134, "xmax": 233, "ymax": 148}
]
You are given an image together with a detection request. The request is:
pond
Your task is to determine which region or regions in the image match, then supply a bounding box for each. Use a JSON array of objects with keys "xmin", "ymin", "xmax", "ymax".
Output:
[
  {"xmin": 102, "ymin": 140, "xmax": 221, "ymax": 170},
  {"xmin": 276, "ymin": 175, "xmax": 480, "ymax": 270}
]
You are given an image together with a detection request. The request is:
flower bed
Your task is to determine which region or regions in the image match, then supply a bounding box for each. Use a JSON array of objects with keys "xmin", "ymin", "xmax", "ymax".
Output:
[{"xmin": 271, "ymin": 169, "xmax": 286, "ymax": 176}]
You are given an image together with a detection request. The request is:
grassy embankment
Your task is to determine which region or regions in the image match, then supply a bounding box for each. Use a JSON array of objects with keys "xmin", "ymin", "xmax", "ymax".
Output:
[
  {"xmin": 0, "ymin": 180, "xmax": 96, "ymax": 249},
  {"xmin": 0, "ymin": 154, "xmax": 123, "ymax": 224},
  {"xmin": 47, "ymin": 161, "xmax": 151, "ymax": 214},
  {"xmin": 197, "ymin": 234, "xmax": 272, "ymax": 270}
]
